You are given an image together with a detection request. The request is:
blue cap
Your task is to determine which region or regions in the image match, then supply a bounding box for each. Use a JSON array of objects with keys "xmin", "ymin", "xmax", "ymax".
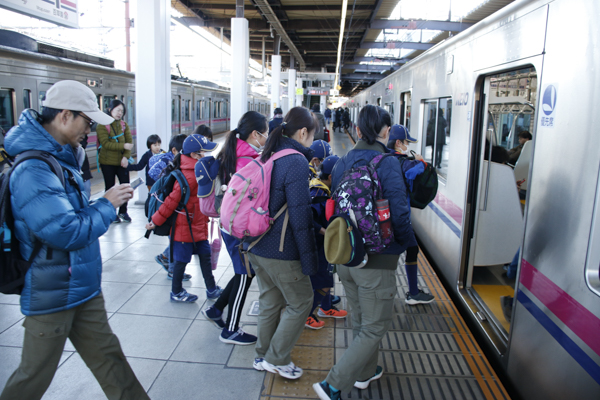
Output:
[
  {"xmin": 389, "ymin": 125, "xmax": 417, "ymax": 143},
  {"xmin": 195, "ymin": 156, "xmax": 220, "ymax": 197},
  {"xmin": 310, "ymin": 140, "xmax": 332, "ymax": 160},
  {"xmin": 320, "ymin": 155, "xmax": 340, "ymax": 176},
  {"xmin": 183, "ymin": 134, "xmax": 218, "ymax": 155}
]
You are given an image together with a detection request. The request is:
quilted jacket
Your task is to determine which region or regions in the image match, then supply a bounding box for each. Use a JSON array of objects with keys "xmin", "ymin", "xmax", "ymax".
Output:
[
  {"xmin": 249, "ymin": 137, "xmax": 318, "ymax": 275},
  {"xmin": 5, "ymin": 110, "xmax": 116, "ymax": 316},
  {"xmin": 96, "ymin": 119, "xmax": 132, "ymax": 166},
  {"xmin": 151, "ymin": 154, "xmax": 209, "ymax": 242}
]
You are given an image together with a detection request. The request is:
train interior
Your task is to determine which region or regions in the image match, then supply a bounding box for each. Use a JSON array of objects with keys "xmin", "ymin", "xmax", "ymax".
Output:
[{"xmin": 465, "ymin": 67, "xmax": 537, "ymax": 338}]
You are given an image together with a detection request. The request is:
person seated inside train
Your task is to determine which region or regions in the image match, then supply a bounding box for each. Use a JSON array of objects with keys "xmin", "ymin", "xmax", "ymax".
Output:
[
  {"xmin": 386, "ymin": 124, "xmax": 435, "ymax": 306},
  {"xmin": 507, "ymin": 131, "xmax": 532, "ymax": 164},
  {"xmin": 484, "ymin": 141, "xmax": 510, "ymax": 164},
  {"xmin": 268, "ymin": 107, "xmax": 283, "ymax": 133}
]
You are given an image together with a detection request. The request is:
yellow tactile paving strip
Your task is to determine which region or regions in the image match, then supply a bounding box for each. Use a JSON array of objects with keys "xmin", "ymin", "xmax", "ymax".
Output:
[{"xmin": 258, "ymin": 250, "xmax": 511, "ymax": 400}]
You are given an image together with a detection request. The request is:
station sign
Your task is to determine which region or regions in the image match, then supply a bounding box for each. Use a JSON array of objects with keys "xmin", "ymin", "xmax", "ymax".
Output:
[
  {"xmin": 1, "ymin": 0, "xmax": 79, "ymax": 29},
  {"xmin": 307, "ymin": 89, "xmax": 329, "ymax": 96},
  {"xmin": 295, "ymin": 88, "xmax": 304, "ymax": 95}
]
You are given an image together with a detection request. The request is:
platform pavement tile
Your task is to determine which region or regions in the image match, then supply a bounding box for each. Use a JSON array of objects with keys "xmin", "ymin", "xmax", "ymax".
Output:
[
  {"xmin": 40, "ymin": 353, "xmax": 161, "ymax": 400},
  {"xmin": 100, "ymin": 281, "xmax": 143, "ymax": 313},
  {"xmin": 226, "ymin": 330, "xmax": 262, "ymax": 369},
  {"xmin": 0, "ymin": 304, "xmax": 24, "ymax": 334},
  {"xmin": 0, "ymin": 347, "xmax": 73, "ymax": 391},
  {"xmin": 290, "ymin": 346, "xmax": 334, "ymax": 371},
  {"xmin": 0, "ymin": 293, "xmax": 20, "ymax": 305},
  {"xmin": 148, "ymin": 360, "xmax": 264, "ymax": 399},
  {"xmin": 236, "ymin": 289, "xmax": 260, "ymax": 324},
  {"xmin": 110, "ymin": 242, "xmax": 170, "ymax": 263},
  {"xmin": 100, "ymin": 227, "xmax": 147, "ymax": 244},
  {"xmin": 144, "ymin": 263, "xmax": 227, "ymax": 290},
  {"xmin": 295, "ymin": 326, "xmax": 334, "ymax": 348},
  {"xmin": 265, "ymin": 369, "xmax": 329, "ymax": 398},
  {"xmin": 98, "ymin": 241, "xmax": 133, "ymax": 262},
  {"xmin": 107, "ymin": 313, "xmax": 193, "ymax": 360},
  {"xmin": 101, "ymin": 259, "xmax": 162, "ymax": 284},
  {"xmin": 118, "ymin": 284, "xmax": 202, "ymax": 319},
  {"xmin": 134, "ymin": 232, "xmax": 170, "ymax": 246},
  {"xmin": 170, "ymin": 320, "xmax": 234, "ymax": 363}
]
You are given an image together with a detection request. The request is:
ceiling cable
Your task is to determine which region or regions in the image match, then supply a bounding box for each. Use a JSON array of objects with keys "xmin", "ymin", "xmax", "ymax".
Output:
[{"xmin": 334, "ymin": 0, "xmax": 349, "ymax": 90}]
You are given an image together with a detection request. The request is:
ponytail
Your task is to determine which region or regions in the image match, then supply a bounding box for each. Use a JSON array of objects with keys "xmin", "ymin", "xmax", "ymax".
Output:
[{"xmin": 261, "ymin": 107, "xmax": 317, "ymax": 162}]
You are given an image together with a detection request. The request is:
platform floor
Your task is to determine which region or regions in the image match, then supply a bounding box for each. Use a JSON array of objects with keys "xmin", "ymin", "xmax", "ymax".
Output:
[{"xmin": 0, "ymin": 127, "xmax": 510, "ymax": 399}]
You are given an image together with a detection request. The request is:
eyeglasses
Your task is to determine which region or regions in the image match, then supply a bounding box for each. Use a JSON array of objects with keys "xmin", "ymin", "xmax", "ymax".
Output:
[{"xmin": 73, "ymin": 111, "xmax": 94, "ymax": 128}]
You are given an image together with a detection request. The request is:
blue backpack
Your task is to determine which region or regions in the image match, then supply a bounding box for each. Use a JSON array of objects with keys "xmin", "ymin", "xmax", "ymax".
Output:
[{"xmin": 144, "ymin": 168, "xmax": 194, "ymax": 240}]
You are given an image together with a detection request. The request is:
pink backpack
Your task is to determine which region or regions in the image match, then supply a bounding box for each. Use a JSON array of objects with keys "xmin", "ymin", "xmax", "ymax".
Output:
[{"xmin": 220, "ymin": 148, "xmax": 300, "ymax": 243}]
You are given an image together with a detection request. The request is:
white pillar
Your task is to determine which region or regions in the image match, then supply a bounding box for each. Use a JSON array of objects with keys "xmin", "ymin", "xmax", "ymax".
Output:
[
  {"xmin": 271, "ymin": 55, "xmax": 281, "ymax": 113},
  {"xmin": 231, "ymin": 18, "xmax": 249, "ymax": 128},
  {"xmin": 296, "ymin": 77, "xmax": 303, "ymax": 107},
  {"xmin": 320, "ymin": 81, "xmax": 326, "ymax": 112},
  {"xmin": 288, "ymin": 68, "xmax": 296, "ymax": 111},
  {"xmin": 135, "ymin": 0, "xmax": 170, "ymax": 202}
]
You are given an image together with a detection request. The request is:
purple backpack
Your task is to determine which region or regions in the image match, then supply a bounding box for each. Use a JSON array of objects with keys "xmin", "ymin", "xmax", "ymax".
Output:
[{"xmin": 332, "ymin": 154, "xmax": 393, "ymax": 253}]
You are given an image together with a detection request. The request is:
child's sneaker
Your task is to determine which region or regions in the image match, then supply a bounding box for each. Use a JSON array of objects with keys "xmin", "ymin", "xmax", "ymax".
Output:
[
  {"xmin": 313, "ymin": 381, "xmax": 341, "ymax": 400},
  {"xmin": 262, "ymin": 360, "xmax": 303, "ymax": 380},
  {"xmin": 354, "ymin": 365, "xmax": 383, "ymax": 389},
  {"xmin": 305, "ymin": 314, "xmax": 325, "ymax": 329},
  {"xmin": 167, "ymin": 272, "xmax": 192, "ymax": 281},
  {"xmin": 220, "ymin": 328, "xmax": 257, "ymax": 345},
  {"xmin": 170, "ymin": 289, "xmax": 198, "ymax": 303},
  {"xmin": 331, "ymin": 295, "xmax": 341, "ymax": 305},
  {"xmin": 318, "ymin": 306, "xmax": 347, "ymax": 319},
  {"xmin": 155, "ymin": 254, "xmax": 169, "ymax": 272},
  {"xmin": 206, "ymin": 285, "xmax": 223, "ymax": 300},
  {"xmin": 253, "ymin": 357, "xmax": 265, "ymax": 371},
  {"xmin": 111, "ymin": 215, "xmax": 121, "ymax": 224},
  {"xmin": 405, "ymin": 290, "xmax": 435, "ymax": 305},
  {"xmin": 201, "ymin": 306, "xmax": 225, "ymax": 329},
  {"xmin": 118, "ymin": 212, "xmax": 132, "ymax": 223}
]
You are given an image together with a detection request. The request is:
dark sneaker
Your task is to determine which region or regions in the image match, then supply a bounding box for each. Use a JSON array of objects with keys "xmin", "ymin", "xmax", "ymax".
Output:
[
  {"xmin": 111, "ymin": 215, "xmax": 121, "ymax": 224},
  {"xmin": 170, "ymin": 289, "xmax": 198, "ymax": 303},
  {"xmin": 405, "ymin": 290, "xmax": 435, "ymax": 305},
  {"xmin": 253, "ymin": 357, "xmax": 266, "ymax": 371},
  {"xmin": 220, "ymin": 328, "xmax": 257, "ymax": 345},
  {"xmin": 202, "ymin": 306, "xmax": 225, "ymax": 329},
  {"xmin": 354, "ymin": 365, "xmax": 383, "ymax": 389},
  {"xmin": 168, "ymin": 272, "xmax": 192, "ymax": 281},
  {"xmin": 313, "ymin": 381, "xmax": 341, "ymax": 400},
  {"xmin": 155, "ymin": 254, "xmax": 169, "ymax": 272},
  {"xmin": 206, "ymin": 285, "xmax": 223, "ymax": 300},
  {"xmin": 262, "ymin": 360, "xmax": 303, "ymax": 380},
  {"xmin": 118, "ymin": 213, "xmax": 132, "ymax": 223},
  {"xmin": 331, "ymin": 295, "xmax": 341, "ymax": 305}
]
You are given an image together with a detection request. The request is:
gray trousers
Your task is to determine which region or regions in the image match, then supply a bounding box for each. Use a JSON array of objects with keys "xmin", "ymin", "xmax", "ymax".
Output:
[
  {"xmin": 0, "ymin": 293, "xmax": 148, "ymax": 400},
  {"xmin": 326, "ymin": 265, "xmax": 397, "ymax": 393},
  {"xmin": 248, "ymin": 253, "xmax": 313, "ymax": 366}
]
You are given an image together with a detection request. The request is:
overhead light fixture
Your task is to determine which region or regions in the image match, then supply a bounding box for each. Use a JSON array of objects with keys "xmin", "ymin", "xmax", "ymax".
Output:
[{"xmin": 334, "ymin": 0, "xmax": 349, "ymax": 91}]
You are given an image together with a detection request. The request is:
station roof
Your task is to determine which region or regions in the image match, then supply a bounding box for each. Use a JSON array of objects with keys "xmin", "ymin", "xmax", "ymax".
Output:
[{"xmin": 172, "ymin": 0, "xmax": 514, "ymax": 96}]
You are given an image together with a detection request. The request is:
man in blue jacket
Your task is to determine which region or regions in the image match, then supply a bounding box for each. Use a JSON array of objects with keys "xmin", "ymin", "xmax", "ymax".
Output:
[{"xmin": 0, "ymin": 80, "xmax": 148, "ymax": 400}]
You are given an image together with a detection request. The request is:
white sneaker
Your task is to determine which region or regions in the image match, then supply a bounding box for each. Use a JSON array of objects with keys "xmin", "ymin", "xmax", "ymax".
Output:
[
  {"xmin": 262, "ymin": 360, "xmax": 303, "ymax": 380},
  {"xmin": 253, "ymin": 357, "xmax": 265, "ymax": 371}
]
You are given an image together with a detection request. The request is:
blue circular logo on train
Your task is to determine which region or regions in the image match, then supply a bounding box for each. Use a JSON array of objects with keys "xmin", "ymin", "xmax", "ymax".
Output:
[{"xmin": 542, "ymin": 85, "xmax": 557, "ymax": 116}]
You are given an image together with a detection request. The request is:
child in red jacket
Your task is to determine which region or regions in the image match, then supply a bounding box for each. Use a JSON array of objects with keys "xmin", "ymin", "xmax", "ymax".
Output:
[{"xmin": 145, "ymin": 134, "xmax": 223, "ymax": 302}]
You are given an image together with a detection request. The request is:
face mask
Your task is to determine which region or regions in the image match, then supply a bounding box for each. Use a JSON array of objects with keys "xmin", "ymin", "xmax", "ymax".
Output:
[
  {"xmin": 249, "ymin": 140, "xmax": 263, "ymax": 153},
  {"xmin": 396, "ymin": 143, "xmax": 408, "ymax": 154}
]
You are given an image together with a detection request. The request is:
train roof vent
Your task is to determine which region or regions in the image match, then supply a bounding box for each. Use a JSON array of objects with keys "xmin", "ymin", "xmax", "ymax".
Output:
[
  {"xmin": 37, "ymin": 42, "xmax": 115, "ymax": 68},
  {"xmin": 0, "ymin": 29, "xmax": 38, "ymax": 52}
]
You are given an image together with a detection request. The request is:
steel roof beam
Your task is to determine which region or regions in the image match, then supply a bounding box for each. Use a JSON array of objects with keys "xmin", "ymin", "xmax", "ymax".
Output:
[
  {"xmin": 344, "ymin": 65, "xmax": 398, "ymax": 72},
  {"xmin": 371, "ymin": 19, "xmax": 473, "ymax": 31},
  {"xmin": 341, "ymin": 73, "xmax": 385, "ymax": 80},
  {"xmin": 353, "ymin": 56, "xmax": 409, "ymax": 63},
  {"xmin": 192, "ymin": 4, "xmax": 375, "ymax": 11},
  {"xmin": 360, "ymin": 41, "xmax": 434, "ymax": 50}
]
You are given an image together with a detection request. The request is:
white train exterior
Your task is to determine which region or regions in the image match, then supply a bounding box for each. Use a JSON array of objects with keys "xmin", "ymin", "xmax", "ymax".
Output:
[
  {"xmin": 342, "ymin": 0, "xmax": 599, "ymax": 399},
  {"xmin": 0, "ymin": 35, "xmax": 270, "ymax": 168}
]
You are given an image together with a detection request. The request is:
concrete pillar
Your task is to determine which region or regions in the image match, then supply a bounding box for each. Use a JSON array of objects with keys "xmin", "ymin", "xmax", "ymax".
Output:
[
  {"xmin": 271, "ymin": 55, "xmax": 281, "ymax": 113},
  {"xmin": 296, "ymin": 77, "xmax": 303, "ymax": 107},
  {"xmin": 288, "ymin": 68, "xmax": 296, "ymax": 112},
  {"xmin": 231, "ymin": 17, "xmax": 249, "ymax": 128},
  {"xmin": 320, "ymin": 81, "xmax": 326, "ymax": 113},
  {"xmin": 135, "ymin": 0, "xmax": 170, "ymax": 202}
]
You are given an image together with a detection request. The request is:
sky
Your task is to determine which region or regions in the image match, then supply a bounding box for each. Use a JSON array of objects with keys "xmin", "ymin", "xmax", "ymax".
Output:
[{"xmin": 0, "ymin": 0, "xmax": 488, "ymax": 81}]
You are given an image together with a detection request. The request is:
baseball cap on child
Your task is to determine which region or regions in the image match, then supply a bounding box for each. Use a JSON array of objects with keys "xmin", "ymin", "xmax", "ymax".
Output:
[
  {"xmin": 389, "ymin": 125, "xmax": 417, "ymax": 143},
  {"xmin": 42, "ymin": 80, "xmax": 114, "ymax": 125},
  {"xmin": 195, "ymin": 156, "xmax": 220, "ymax": 197},
  {"xmin": 183, "ymin": 134, "xmax": 218, "ymax": 155},
  {"xmin": 310, "ymin": 140, "xmax": 332, "ymax": 160},
  {"xmin": 320, "ymin": 155, "xmax": 340, "ymax": 176}
]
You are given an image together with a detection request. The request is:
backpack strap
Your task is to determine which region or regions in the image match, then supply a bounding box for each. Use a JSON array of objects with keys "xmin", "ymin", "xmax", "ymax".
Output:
[
  {"xmin": 171, "ymin": 170, "xmax": 195, "ymax": 247},
  {"xmin": 12, "ymin": 151, "xmax": 66, "ymax": 188}
]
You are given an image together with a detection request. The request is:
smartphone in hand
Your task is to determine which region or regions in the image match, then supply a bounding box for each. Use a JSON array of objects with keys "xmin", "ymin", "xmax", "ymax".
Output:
[{"xmin": 130, "ymin": 178, "xmax": 144, "ymax": 190}]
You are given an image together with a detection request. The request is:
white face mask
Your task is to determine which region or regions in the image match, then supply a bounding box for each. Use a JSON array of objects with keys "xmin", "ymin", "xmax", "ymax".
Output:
[
  {"xmin": 252, "ymin": 131, "xmax": 268, "ymax": 152},
  {"xmin": 396, "ymin": 142, "xmax": 409, "ymax": 154}
]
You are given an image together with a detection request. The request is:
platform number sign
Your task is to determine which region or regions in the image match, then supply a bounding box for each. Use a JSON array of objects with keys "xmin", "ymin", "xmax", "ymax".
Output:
[{"xmin": 540, "ymin": 84, "xmax": 557, "ymax": 128}]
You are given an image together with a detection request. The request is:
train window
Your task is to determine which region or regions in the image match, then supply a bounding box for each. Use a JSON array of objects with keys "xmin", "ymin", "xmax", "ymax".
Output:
[
  {"xmin": 223, "ymin": 102, "xmax": 228, "ymax": 119},
  {"xmin": 39, "ymin": 91, "xmax": 46, "ymax": 112},
  {"xmin": 247, "ymin": 101, "xmax": 250, "ymax": 112},
  {"xmin": 400, "ymin": 92, "xmax": 412, "ymax": 131},
  {"xmin": 384, "ymin": 102, "xmax": 394, "ymax": 123},
  {"xmin": 184, "ymin": 100, "xmax": 191, "ymax": 121},
  {"xmin": 96, "ymin": 94, "xmax": 103, "ymax": 110},
  {"xmin": 0, "ymin": 89, "xmax": 15, "ymax": 134},
  {"xmin": 422, "ymin": 97, "xmax": 452, "ymax": 179},
  {"xmin": 103, "ymin": 95, "xmax": 117, "ymax": 112},
  {"xmin": 126, "ymin": 96, "xmax": 135, "ymax": 127},
  {"xmin": 196, "ymin": 100, "xmax": 201, "ymax": 120},
  {"xmin": 23, "ymin": 89, "xmax": 32, "ymax": 109}
]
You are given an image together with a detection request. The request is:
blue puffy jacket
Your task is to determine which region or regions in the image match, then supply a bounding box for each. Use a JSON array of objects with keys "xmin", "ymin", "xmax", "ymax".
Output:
[
  {"xmin": 5, "ymin": 110, "xmax": 116, "ymax": 316},
  {"xmin": 331, "ymin": 139, "xmax": 417, "ymax": 268},
  {"xmin": 249, "ymin": 137, "xmax": 318, "ymax": 275}
]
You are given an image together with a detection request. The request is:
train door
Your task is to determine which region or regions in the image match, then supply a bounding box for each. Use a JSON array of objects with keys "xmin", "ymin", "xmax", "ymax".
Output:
[{"xmin": 462, "ymin": 67, "xmax": 537, "ymax": 346}]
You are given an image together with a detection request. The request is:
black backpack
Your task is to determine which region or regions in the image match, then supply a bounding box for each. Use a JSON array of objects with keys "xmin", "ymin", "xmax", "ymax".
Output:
[
  {"xmin": 398, "ymin": 151, "xmax": 439, "ymax": 209},
  {"xmin": 1, "ymin": 151, "xmax": 65, "ymax": 295}
]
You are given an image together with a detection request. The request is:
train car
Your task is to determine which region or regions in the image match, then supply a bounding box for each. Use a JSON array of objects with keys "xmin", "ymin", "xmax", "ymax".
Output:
[
  {"xmin": 0, "ymin": 30, "xmax": 269, "ymax": 169},
  {"xmin": 341, "ymin": 0, "xmax": 599, "ymax": 399}
]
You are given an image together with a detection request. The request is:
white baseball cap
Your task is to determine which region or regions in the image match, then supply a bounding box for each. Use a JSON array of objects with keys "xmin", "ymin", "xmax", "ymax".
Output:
[{"xmin": 42, "ymin": 80, "xmax": 114, "ymax": 125}]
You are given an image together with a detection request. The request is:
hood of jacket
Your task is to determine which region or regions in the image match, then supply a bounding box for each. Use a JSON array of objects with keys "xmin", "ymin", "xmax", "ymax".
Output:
[
  {"xmin": 236, "ymin": 139, "xmax": 260, "ymax": 171},
  {"xmin": 5, "ymin": 109, "xmax": 79, "ymax": 169}
]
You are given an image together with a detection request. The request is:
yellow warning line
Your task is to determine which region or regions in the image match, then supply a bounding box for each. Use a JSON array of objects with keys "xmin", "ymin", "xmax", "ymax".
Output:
[{"xmin": 417, "ymin": 252, "xmax": 511, "ymax": 400}]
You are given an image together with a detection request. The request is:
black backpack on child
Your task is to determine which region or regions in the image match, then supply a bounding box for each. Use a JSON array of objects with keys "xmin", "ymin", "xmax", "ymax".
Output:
[
  {"xmin": 0, "ymin": 151, "xmax": 65, "ymax": 295},
  {"xmin": 398, "ymin": 151, "xmax": 438, "ymax": 209}
]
